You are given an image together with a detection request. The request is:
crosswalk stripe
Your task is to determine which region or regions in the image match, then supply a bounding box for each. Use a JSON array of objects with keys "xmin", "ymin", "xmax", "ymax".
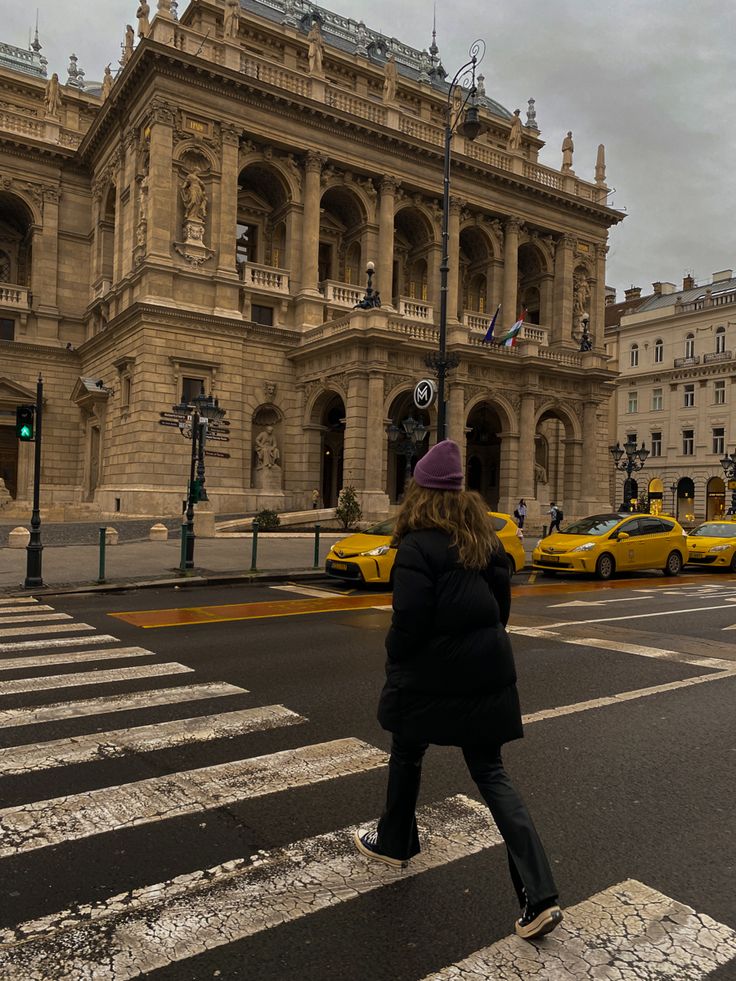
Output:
[
  {"xmin": 0, "ymin": 622, "xmax": 95, "ymax": 639},
  {"xmin": 0, "ymin": 614, "xmax": 72, "ymax": 626},
  {"xmin": 0, "ymin": 598, "xmax": 39, "ymax": 606},
  {"xmin": 0, "ymin": 737, "xmax": 386, "ymax": 858},
  {"xmin": 0, "ymin": 634, "xmax": 119, "ymax": 654},
  {"xmin": 0, "ymin": 794, "xmax": 499, "ymax": 978},
  {"xmin": 0, "ymin": 704, "xmax": 306, "ymax": 775},
  {"xmin": 0, "ymin": 681, "xmax": 247, "ymax": 729},
  {"xmin": 0, "ymin": 607, "xmax": 57, "ymax": 620},
  {"xmin": 0, "ymin": 662, "xmax": 192, "ymax": 697},
  {"xmin": 0, "ymin": 646, "xmax": 156, "ymax": 674},
  {"xmin": 419, "ymin": 878, "xmax": 736, "ymax": 980}
]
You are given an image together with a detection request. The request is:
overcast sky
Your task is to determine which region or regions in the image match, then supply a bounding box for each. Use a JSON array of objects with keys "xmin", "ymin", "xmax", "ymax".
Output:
[{"xmin": 6, "ymin": 0, "xmax": 735, "ymax": 299}]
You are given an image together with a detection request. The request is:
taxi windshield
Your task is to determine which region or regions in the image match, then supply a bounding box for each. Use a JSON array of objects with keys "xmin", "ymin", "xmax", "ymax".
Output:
[
  {"xmin": 365, "ymin": 519, "xmax": 395, "ymax": 536},
  {"xmin": 561, "ymin": 514, "xmax": 622, "ymax": 536},
  {"xmin": 690, "ymin": 523, "xmax": 736, "ymax": 539}
]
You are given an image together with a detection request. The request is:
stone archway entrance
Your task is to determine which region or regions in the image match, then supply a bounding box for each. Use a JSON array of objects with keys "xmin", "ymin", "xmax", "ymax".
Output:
[
  {"xmin": 466, "ymin": 403, "xmax": 503, "ymax": 508},
  {"xmin": 320, "ymin": 394, "xmax": 345, "ymax": 506},
  {"xmin": 706, "ymin": 476, "xmax": 725, "ymax": 520}
]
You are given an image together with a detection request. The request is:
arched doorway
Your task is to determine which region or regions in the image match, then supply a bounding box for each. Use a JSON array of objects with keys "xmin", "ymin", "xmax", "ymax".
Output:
[
  {"xmin": 319, "ymin": 186, "xmax": 366, "ymax": 288},
  {"xmin": 466, "ymin": 403, "xmax": 502, "ymax": 508},
  {"xmin": 706, "ymin": 476, "xmax": 725, "ymax": 519},
  {"xmin": 647, "ymin": 477, "xmax": 664, "ymax": 515},
  {"xmin": 320, "ymin": 394, "xmax": 345, "ymax": 506},
  {"xmin": 237, "ymin": 162, "xmax": 291, "ymax": 272},
  {"xmin": 517, "ymin": 242, "xmax": 546, "ymax": 325},
  {"xmin": 676, "ymin": 477, "xmax": 695, "ymax": 525},
  {"xmin": 458, "ymin": 225, "xmax": 494, "ymax": 321},
  {"xmin": 386, "ymin": 391, "xmax": 430, "ymax": 503},
  {"xmin": 393, "ymin": 206, "xmax": 435, "ymax": 308}
]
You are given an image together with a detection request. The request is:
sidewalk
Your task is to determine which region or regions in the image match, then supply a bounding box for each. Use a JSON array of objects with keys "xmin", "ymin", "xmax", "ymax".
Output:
[{"xmin": 0, "ymin": 532, "xmax": 346, "ymax": 596}]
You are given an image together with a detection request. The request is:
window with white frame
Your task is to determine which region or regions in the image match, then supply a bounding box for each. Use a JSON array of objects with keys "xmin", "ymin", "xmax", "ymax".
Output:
[
  {"xmin": 712, "ymin": 427, "xmax": 725, "ymax": 455},
  {"xmin": 715, "ymin": 326, "xmax": 726, "ymax": 354},
  {"xmin": 685, "ymin": 333, "xmax": 695, "ymax": 358},
  {"xmin": 651, "ymin": 431, "xmax": 662, "ymax": 457},
  {"xmin": 684, "ymin": 383, "xmax": 695, "ymax": 407},
  {"xmin": 627, "ymin": 391, "xmax": 638, "ymax": 413},
  {"xmin": 714, "ymin": 379, "xmax": 726, "ymax": 404},
  {"xmin": 682, "ymin": 429, "xmax": 694, "ymax": 455},
  {"xmin": 652, "ymin": 387, "xmax": 663, "ymax": 411},
  {"xmin": 654, "ymin": 338, "xmax": 663, "ymax": 363},
  {"xmin": 629, "ymin": 343, "xmax": 639, "ymax": 367}
]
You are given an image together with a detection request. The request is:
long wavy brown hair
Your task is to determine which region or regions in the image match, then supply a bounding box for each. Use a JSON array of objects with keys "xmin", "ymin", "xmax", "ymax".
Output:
[{"xmin": 392, "ymin": 481, "xmax": 502, "ymax": 570}]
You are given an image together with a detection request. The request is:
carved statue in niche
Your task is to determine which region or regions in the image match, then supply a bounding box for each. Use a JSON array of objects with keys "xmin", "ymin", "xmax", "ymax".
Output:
[
  {"xmin": 561, "ymin": 131, "xmax": 574, "ymax": 172},
  {"xmin": 382, "ymin": 54, "xmax": 398, "ymax": 103},
  {"xmin": 136, "ymin": 1, "xmax": 151, "ymax": 39},
  {"xmin": 572, "ymin": 271, "xmax": 591, "ymax": 323},
  {"xmin": 253, "ymin": 420, "xmax": 283, "ymax": 490},
  {"xmin": 307, "ymin": 21, "xmax": 324, "ymax": 76},
  {"xmin": 180, "ymin": 171, "xmax": 207, "ymax": 222},
  {"xmin": 44, "ymin": 73, "xmax": 62, "ymax": 117},
  {"xmin": 223, "ymin": 0, "xmax": 240, "ymax": 38},
  {"xmin": 255, "ymin": 426, "xmax": 280, "ymax": 469}
]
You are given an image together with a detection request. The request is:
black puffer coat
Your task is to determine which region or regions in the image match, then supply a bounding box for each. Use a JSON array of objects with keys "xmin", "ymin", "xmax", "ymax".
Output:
[{"xmin": 377, "ymin": 528, "xmax": 523, "ymax": 747}]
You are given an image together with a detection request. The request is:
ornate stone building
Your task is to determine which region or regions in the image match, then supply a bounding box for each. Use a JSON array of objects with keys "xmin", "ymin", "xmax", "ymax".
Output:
[{"xmin": 0, "ymin": 0, "xmax": 622, "ymax": 522}]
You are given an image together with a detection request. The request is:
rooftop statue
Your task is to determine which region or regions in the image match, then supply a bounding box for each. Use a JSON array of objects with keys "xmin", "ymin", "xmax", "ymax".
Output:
[
  {"xmin": 382, "ymin": 54, "xmax": 397, "ymax": 103},
  {"xmin": 44, "ymin": 73, "xmax": 62, "ymax": 117},
  {"xmin": 561, "ymin": 131, "xmax": 574, "ymax": 172},
  {"xmin": 136, "ymin": 1, "xmax": 151, "ymax": 39},
  {"xmin": 507, "ymin": 109, "xmax": 522, "ymax": 152},
  {"xmin": 307, "ymin": 21, "xmax": 324, "ymax": 76},
  {"xmin": 224, "ymin": 0, "xmax": 240, "ymax": 39}
]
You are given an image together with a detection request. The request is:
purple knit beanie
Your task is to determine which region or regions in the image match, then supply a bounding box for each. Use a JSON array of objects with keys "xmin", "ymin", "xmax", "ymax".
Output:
[{"xmin": 413, "ymin": 439, "xmax": 464, "ymax": 491}]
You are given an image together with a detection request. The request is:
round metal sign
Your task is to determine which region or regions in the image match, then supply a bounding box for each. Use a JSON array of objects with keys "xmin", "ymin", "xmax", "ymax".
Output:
[{"xmin": 413, "ymin": 378, "xmax": 437, "ymax": 410}]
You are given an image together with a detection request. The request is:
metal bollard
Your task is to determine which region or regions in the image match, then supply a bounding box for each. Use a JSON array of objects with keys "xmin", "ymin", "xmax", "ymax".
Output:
[
  {"xmin": 250, "ymin": 519, "xmax": 260, "ymax": 572},
  {"xmin": 97, "ymin": 527, "xmax": 107, "ymax": 584},
  {"xmin": 179, "ymin": 523, "xmax": 187, "ymax": 572},
  {"xmin": 313, "ymin": 523, "xmax": 321, "ymax": 569}
]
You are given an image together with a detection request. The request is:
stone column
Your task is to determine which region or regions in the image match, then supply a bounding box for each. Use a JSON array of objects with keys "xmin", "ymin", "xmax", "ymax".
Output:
[
  {"xmin": 215, "ymin": 124, "xmax": 241, "ymax": 314},
  {"xmin": 32, "ymin": 186, "xmax": 61, "ymax": 336},
  {"xmin": 146, "ymin": 99, "xmax": 175, "ymax": 264},
  {"xmin": 120, "ymin": 130, "xmax": 138, "ymax": 280},
  {"xmin": 563, "ymin": 437, "xmax": 583, "ymax": 518},
  {"xmin": 112, "ymin": 147, "xmax": 126, "ymax": 285},
  {"xmin": 300, "ymin": 150, "xmax": 323, "ymax": 295},
  {"xmin": 361, "ymin": 371, "xmax": 390, "ymax": 518},
  {"xmin": 502, "ymin": 217, "xmax": 521, "ymax": 325},
  {"xmin": 447, "ymin": 196, "xmax": 463, "ymax": 322},
  {"xmin": 377, "ymin": 176, "xmax": 398, "ymax": 306},
  {"xmin": 592, "ymin": 243, "xmax": 608, "ymax": 351},
  {"xmin": 518, "ymin": 393, "xmax": 536, "ymax": 499},
  {"xmin": 552, "ymin": 233, "xmax": 574, "ymax": 346}
]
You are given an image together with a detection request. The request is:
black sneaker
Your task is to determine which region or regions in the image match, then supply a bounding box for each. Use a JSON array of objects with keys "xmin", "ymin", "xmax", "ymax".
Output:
[
  {"xmin": 353, "ymin": 829, "xmax": 408, "ymax": 869},
  {"xmin": 514, "ymin": 899, "xmax": 563, "ymax": 940}
]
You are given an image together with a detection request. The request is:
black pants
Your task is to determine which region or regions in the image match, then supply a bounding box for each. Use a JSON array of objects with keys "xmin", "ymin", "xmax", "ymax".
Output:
[{"xmin": 376, "ymin": 735, "xmax": 558, "ymax": 908}]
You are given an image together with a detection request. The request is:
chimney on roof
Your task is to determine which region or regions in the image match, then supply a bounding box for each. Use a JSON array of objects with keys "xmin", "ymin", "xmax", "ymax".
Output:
[
  {"xmin": 605, "ymin": 285, "xmax": 616, "ymax": 305},
  {"xmin": 624, "ymin": 287, "xmax": 642, "ymax": 301},
  {"xmin": 683, "ymin": 274, "xmax": 695, "ymax": 290},
  {"xmin": 652, "ymin": 281, "xmax": 662, "ymax": 295},
  {"xmin": 712, "ymin": 269, "xmax": 733, "ymax": 283}
]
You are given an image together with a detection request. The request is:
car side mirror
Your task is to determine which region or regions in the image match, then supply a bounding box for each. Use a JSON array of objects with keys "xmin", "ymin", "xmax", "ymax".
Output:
[{"xmin": 615, "ymin": 531, "xmax": 629, "ymax": 541}]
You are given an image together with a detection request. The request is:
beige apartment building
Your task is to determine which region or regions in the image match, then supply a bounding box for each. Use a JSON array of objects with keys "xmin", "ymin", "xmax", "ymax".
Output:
[
  {"xmin": 0, "ymin": 0, "xmax": 622, "ymax": 523},
  {"xmin": 605, "ymin": 272, "xmax": 736, "ymax": 523}
]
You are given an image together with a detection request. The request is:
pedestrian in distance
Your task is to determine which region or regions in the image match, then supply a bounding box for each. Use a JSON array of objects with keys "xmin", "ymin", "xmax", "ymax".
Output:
[
  {"xmin": 549, "ymin": 502, "xmax": 562, "ymax": 533},
  {"xmin": 514, "ymin": 498, "xmax": 527, "ymax": 529},
  {"xmin": 354, "ymin": 439, "xmax": 562, "ymax": 941},
  {"xmin": 311, "ymin": 488, "xmax": 320, "ymax": 509}
]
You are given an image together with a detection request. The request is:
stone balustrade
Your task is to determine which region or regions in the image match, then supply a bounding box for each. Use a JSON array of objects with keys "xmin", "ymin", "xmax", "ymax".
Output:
[
  {"xmin": 674, "ymin": 355, "xmax": 700, "ymax": 368},
  {"xmin": 0, "ymin": 283, "xmax": 30, "ymax": 310},
  {"xmin": 239, "ymin": 261, "xmax": 290, "ymax": 294},
  {"xmin": 464, "ymin": 314, "xmax": 549, "ymax": 347},
  {"xmin": 703, "ymin": 351, "xmax": 732, "ymax": 364},
  {"xmin": 0, "ymin": 105, "xmax": 83, "ymax": 148},
  {"xmin": 320, "ymin": 280, "xmax": 364, "ymax": 307},
  {"xmin": 398, "ymin": 297, "xmax": 433, "ymax": 321}
]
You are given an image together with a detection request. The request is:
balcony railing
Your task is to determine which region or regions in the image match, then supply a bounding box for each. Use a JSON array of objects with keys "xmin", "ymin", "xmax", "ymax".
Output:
[
  {"xmin": 703, "ymin": 350, "xmax": 732, "ymax": 364},
  {"xmin": 239, "ymin": 261, "xmax": 290, "ymax": 295},
  {"xmin": 320, "ymin": 280, "xmax": 363, "ymax": 308},
  {"xmin": 0, "ymin": 283, "xmax": 30, "ymax": 310},
  {"xmin": 398, "ymin": 297, "xmax": 433, "ymax": 321},
  {"xmin": 464, "ymin": 313, "xmax": 549, "ymax": 347},
  {"xmin": 674, "ymin": 355, "xmax": 700, "ymax": 367}
]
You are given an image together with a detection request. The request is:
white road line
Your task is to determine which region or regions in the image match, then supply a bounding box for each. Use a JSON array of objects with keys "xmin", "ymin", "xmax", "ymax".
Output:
[
  {"xmin": 549, "ymin": 596, "xmax": 650, "ymax": 608},
  {"xmin": 0, "ymin": 662, "xmax": 192, "ymax": 697},
  {"xmin": 0, "ymin": 646, "xmax": 157, "ymax": 674},
  {"xmin": 0, "ymin": 681, "xmax": 247, "ymax": 729},
  {"xmin": 271, "ymin": 584, "xmax": 346, "ymax": 598},
  {"xmin": 0, "ymin": 598, "xmax": 39, "ymax": 606},
  {"xmin": 561, "ymin": 636, "xmax": 735, "ymax": 671},
  {"xmin": 508, "ymin": 626, "xmax": 558, "ymax": 638},
  {"xmin": 0, "ymin": 705, "xmax": 306, "ymax": 775},
  {"xmin": 420, "ymin": 878, "xmax": 736, "ymax": 980},
  {"xmin": 0, "ymin": 634, "xmax": 119, "ymax": 654},
  {"xmin": 0, "ymin": 737, "xmax": 386, "ymax": 857},
  {"xmin": 522, "ymin": 669, "xmax": 735, "ymax": 725},
  {"xmin": 542, "ymin": 602, "xmax": 736, "ymax": 628},
  {"xmin": 0, "ymin": 606, "xmax": 57, "ymax": 619},
  {"xmin": 0, "ymin": 795, "xmax": 499, "ymax": 979},
  {"xmin": 0, "ymin": 613, "xmax": 71, "ymax": 626},
  {"xmin": 0, "ymin": 622, "xmax": 95, "ymax": 639}
]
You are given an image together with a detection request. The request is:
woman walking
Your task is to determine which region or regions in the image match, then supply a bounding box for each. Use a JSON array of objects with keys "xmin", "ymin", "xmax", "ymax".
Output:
[
  {"xmin": 354, "ymin": 440, "xmax": 562, "ymax": 941},
  {"xmin": 515, "ymin": 498, "xmax": 527, "ymax": 528}
]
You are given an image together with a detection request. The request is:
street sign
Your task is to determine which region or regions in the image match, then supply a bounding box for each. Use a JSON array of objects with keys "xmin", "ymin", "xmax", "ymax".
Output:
[
  {"xmin": 413, "ymin": 378, "xmax": 436, "ymax": 410},
  {"xmin": 158, "ymin": 419, "xmax": 182, "ymax": 428},
  {"xmin": 206, "ymin": 433, "xmax": 230, "ymax": 442},
  {"xmin": 205, "ymin": 450, "xmax": 231, "ymax": 459}
]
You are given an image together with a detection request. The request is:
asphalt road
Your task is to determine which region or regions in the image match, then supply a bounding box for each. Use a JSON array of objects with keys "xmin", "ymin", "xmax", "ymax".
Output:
[{"xmin": 0, "ymin": 571, "xmax": 734, "ymax": 980}]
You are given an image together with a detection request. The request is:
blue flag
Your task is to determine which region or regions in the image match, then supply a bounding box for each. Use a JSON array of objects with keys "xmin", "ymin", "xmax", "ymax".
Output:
[{"xmin": 482, "ymin": 304, "xmax": 501, "ymax": 343}]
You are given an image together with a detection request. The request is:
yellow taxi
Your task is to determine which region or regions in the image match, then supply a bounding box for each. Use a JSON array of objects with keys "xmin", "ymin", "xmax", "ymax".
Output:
[
  {"xmin": 325, "ymin": 512, "xmax": 526, "ymax": 586},
  {"xmin": 685, "ymin": 520, "xmax": 736, "ymax": 572},
  {"xmin": 532, "ymin": 512, "xmax": 687, "ymax": 580}
]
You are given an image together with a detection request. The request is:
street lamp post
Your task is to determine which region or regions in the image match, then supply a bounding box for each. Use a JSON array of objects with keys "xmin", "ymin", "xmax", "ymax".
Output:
[
  {"xmin": 425, "ymin": 40, "xmax": 486, "ymax": 442},
  {"xmin": 670, "ymin": 481, "xmax": 679, "ymax": 517},
  {"xmin": 387, "ymin": 415, "xmax": 429, "ymax": 493},
  {"xmin": 720, "ymin": 448, "xmax": 736, "ymax": 515},
  {"xmin": 353, "ymin": 261, "xmax": 381, "ymax": 309},
  {"xmin": 578, "ymin": 313, "xmax": 593, "ymax": 352},
  {"xmin": 609, "ymin": 438, "xmax": 649, "ymax": 512}
]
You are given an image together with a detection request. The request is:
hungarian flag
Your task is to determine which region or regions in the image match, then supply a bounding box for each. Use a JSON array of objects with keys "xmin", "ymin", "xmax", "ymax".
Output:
[
  {"xmin": 482, "ymin": 304, "xmax": 501, "ymax": 343},
  {"xmin": 494, "ymin": 308, "xmax": 527, "ymax": 347}
]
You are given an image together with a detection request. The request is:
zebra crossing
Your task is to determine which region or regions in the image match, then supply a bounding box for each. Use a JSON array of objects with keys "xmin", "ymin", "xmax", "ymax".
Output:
[{"xmin": 0, "ymin": 596, "xmax": 734, "ymax": 979}]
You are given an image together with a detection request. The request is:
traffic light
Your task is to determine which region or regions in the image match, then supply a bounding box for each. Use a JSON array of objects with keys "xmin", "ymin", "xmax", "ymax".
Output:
[{"xmin": 15, "ymin": 405, "xmax": 35, "ymax": 442}]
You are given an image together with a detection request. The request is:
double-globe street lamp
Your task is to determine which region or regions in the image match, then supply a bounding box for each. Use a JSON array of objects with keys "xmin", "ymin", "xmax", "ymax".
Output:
[
  {"xmin": 609, "ymin": 438, "xmax": 649, "ymax": 512},
  {"xmin": 387, "ymin": 415, "xmax": 429, "ymax": 494},
  {"xmin": 172, "ymin": 388, "xmax": 226, "ymax": 570},
  {"xmin": 425, "ymin": 40, "xmax": 486, "ymax": 442},
  {"xmin": 720, "ymin": 448, "xmax": 736, "ymax": 515}
]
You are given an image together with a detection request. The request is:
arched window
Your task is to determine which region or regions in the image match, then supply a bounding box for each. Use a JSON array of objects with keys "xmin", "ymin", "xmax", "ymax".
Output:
[
  {"xmin": 685, "ymin": 333, "xmax": 695, "ymax": 358},
  {"xmin": 629, "ymin": 343, "xmax": 639, "ymax": 367},
  {"xmin": 654, "ymin": 338, "xmax": 663, "ymax": 363},
  {"xmin": 0, "ymin": 249, "xmax": 10, "ymax": 282},
  {"xmin": 715, "ymin": 325, "xmax": 726, "ymax": 354}
]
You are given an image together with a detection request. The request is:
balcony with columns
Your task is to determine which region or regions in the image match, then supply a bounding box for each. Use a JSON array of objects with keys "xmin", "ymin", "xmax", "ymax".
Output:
[
  {"xmin": 238, "ymin": 261, "xmax": 291, "ymax": 296},
  {"xmin": 0, "ymin": 283, "xmax": 31, "ymax": 325}
]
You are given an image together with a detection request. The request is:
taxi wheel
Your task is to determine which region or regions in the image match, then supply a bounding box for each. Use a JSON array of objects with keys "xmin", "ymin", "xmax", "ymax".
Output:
[
  {"xmin": 663, "ymin": 551, "xmax": 683, "ymax": 576},
  {"xmin": 595, "ymin": 553, "xmax": 615, "ymax": 580}
]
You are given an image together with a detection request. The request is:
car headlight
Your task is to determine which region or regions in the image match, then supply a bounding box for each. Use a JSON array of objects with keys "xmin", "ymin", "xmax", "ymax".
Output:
[
  {"xmin": 710, "ymin": 544, "xmax": 730, "ymax": 552},
  {"xmin": 361, "ymin": 545, "xmax": 391, "ymax": 556},
  {"xmin": 572, "ymin": 542, "xmax": 596, "ymax": 552}
]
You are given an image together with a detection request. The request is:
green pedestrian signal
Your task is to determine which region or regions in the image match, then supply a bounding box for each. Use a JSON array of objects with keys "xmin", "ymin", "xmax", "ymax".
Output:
[{"xmin": 16, "ymin": 405, "xmax": 35, "ymax": 441}]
